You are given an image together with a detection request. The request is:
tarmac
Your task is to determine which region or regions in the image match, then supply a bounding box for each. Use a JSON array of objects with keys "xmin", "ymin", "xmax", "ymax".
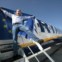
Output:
[{"xmin": 44, "ymin": 43, "xmax": 62, "ymax": 62}]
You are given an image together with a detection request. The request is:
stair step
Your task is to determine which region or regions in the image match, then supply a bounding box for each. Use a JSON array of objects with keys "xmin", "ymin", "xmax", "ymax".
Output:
[
  {"xmin": 1, "ymin": 48, "xmax": 13, "ymax": 53},
  {"xmin": 1, "ymin": 55, "xmax": 22, "ymax": 62}
]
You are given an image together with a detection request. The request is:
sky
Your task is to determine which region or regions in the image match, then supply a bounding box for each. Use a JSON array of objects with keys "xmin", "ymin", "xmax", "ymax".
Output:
[{"xmin": 0, "ymin": 0, "xmax": 62, "ymax": 30}]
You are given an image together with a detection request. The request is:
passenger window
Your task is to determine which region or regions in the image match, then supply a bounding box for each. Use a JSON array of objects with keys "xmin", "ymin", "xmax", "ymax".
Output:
[
  {"xmin": 44, "ymin": 23, "xmax": 50, "ymax": 33},
  {"xmin": 51, "ymin": 26, "xmax": 55, "ymax": 33},
  {"xmin": 38, "ymin": 20, "xmax": 45, "ymax": 32}
]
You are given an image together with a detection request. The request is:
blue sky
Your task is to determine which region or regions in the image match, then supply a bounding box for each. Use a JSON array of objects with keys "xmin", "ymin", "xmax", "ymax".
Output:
[{"xmin": 0, "ymin": 0, "xmax": 62, "ymax": 30}]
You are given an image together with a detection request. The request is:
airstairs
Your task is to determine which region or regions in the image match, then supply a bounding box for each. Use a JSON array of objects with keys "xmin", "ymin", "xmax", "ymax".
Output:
[
  {"xmin": 14, "ymin": 40, "xmax": 55, "ymax": 62},
  {"xmin": 0, "ymin": 39, "xmax": 55, "ymax": 62}
]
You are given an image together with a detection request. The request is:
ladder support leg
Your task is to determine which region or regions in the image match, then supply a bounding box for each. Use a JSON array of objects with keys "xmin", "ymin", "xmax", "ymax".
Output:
[
  {"xmin": 43, "ymin": 51, "xmax": 54, "ymax": 62},
  {"xmin": 19, "ymin": 48, "xmax": 29, "ymax": 62},
  {"xmin": 28, "ymin": 46, "xmax": 40, "ymax": 62},
  {"xmin": 32, "ymin": 40, "xmax": 55, "ymax": 62}
]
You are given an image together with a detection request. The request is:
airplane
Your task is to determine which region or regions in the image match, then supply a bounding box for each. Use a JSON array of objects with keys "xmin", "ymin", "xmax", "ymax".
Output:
[{"xmin": 0, "ymin": 7, "xmax": 62, "ymax": 62}]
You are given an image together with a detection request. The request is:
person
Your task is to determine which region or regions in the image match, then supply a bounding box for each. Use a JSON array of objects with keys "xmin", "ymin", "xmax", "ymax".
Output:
[{"xmin": 0, "ymin": 7, "xmax": 43, "ymax": 57}]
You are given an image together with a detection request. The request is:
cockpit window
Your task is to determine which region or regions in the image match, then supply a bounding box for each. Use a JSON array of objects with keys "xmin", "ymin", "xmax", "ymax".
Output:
[
  {"xmin": 50, "ymin": 26, "xmax": 55, "ymax": 33},
  {"xmin": 38, "ymin": 20, "xmax": 51, "ymax": 33},
  {"xmin": 38, "ymin": 20, "xmax": 45, "ymax": 32},
  {"xmin": 42, "ymin": 23, "xmax": 50, "ymax": 33},
  {"xmin": 37, "ymin": 23, "xmax": 40, "ymax": 27},
  {"xmin": 55, "ymin": 28, "xmax": 57, "ymax": 33}
]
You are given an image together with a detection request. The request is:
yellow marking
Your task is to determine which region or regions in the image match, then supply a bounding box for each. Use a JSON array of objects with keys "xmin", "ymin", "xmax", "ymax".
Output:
[
  {"xmin": 43, "ymin": 36, "xmax": 60, "ymax": 42},
  {"xmin": 43, "ymin": 37, "xmax": 53, "ymax": 42},
  {"xmin": 19, "ymin": 35, "xmax": 62, "ymax": 48},
  {"xmin": 19, "ymin": 42, "xmax": 35, "ymax": 48},
  {"xmin": 2, "ymin": 18, "xmax": 6, "ymax": 22}
]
